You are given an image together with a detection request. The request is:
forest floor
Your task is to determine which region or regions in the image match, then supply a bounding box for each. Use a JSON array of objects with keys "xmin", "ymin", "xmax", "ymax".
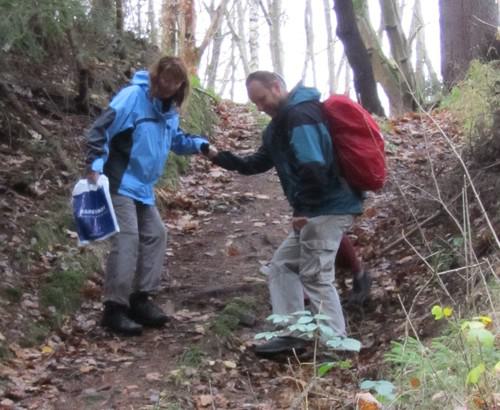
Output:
[{"xmin": 2, "ymin": 88, "xmax": 497, "ymax": 410}]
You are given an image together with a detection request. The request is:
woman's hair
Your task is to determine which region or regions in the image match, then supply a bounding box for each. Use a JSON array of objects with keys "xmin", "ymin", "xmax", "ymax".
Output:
[
  {"xmin": 246, "ymin": 71, "xmax": 287, "ymax": 90},
  {"xmin": 149, "ymin": 56, "xmax": 190, "ymax": 106}
]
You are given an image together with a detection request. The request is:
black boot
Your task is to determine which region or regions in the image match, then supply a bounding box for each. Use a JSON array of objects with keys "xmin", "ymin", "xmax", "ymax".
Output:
[
  {"xmin": 102, "ymin": 301, "xmax": 143, "ymax": 336},
  {"xmin": 254, "ymin": 336, "xmax": 310, "ymax": 359},
  {"xmin": 129, "ymin": 292, "xmax": 169, "ymax": 327}
]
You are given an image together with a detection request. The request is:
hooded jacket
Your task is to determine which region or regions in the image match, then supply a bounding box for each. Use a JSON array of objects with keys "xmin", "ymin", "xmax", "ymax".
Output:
[
  {"xmin": 86, "ymin": 70, "xmax": 207, "ymax": 205},
  {"xmin": 213, "ymin": 84, "xmax": 363, "ymax": 217}
]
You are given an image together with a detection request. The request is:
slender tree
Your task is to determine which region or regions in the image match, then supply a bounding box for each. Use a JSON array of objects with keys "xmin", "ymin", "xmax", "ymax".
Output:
[
  {"xmin": 356, "ymin": 1, "xmax": 414, "ymax": 115},
  {"xmin": 248, "ymin": 0, "xmax": 260, "ymax": 71},
  {"xmin": 259, "ymin": 0, "xmax": 284, "ymax": 74},
  {"xmin": 333, "ymin": 0, "xmax": 385, "ymax": 116},
  {"xmin": 380, "ymin": 0, "xmax": 417, "ymax": 110},
  {"xmin": 409, "ymin": 0, "xmax": 439, "ymax": 98},
  {"xmin": 323, "ymin": 0, "xmax": 336, "ymax": 94},
  {"xmin": 147, "ymin": 0, "xmax": 157, "ymax": 46},
  {"xmin": 116, "ymin": 0, "xmax": 123, "ymax": 33},
  {"xmin": 161, "ymin": 0, "xmax": 178, "ymax": 55},
  {"xmin": 225, "ymin": 2, "xmax": 250, "ymax": 77},
  {"xmin": 301, "ymin": 0, "xmax": 317, "ymax": 87}
]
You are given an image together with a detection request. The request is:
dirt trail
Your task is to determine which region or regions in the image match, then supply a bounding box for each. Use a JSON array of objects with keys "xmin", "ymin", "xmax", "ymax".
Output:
[{"xmin": 4, "ymin": 104, "xmax": 461, "ymax": 409}]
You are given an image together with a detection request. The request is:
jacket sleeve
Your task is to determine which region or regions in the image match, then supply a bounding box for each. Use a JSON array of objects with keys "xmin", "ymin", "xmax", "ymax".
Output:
[
  {"xmin": 288, "ymin": 107, "xmax": 334, "ymax": 209},
  {"xmin": 171, "ymin": 127, "xmax": 208, "ymax": 155},
  {"xmin": 212, "ymin": 145, "xmax": 274, "ymax": 175},
  {"xmin": 85, "ymin": 86, "xmax": 139, "ymax": 173}
]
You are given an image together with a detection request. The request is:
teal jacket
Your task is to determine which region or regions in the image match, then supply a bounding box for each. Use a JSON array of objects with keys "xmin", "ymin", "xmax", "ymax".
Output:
[{"xmin": 213, "ymin": 84, "xmax": 363, "ymax": 217}]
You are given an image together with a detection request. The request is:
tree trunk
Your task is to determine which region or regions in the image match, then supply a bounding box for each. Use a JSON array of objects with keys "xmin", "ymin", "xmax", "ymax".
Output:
[
  {"xmin": 439, "ymin": 0, "xmax": 499, "ymax": 89},
  {"xmin": 147, "ymin": 0, "xmax": 158, "ymax": 46},
  {"xmin": 161, "ymin": 0, "xmax": 178, "ymax": 55},
  {"xmin": 191, "ymin": 0, "xmax": 231, "ymax": 72},
  {"xmin": 410, "ymin": 0, "xmax": 439, "ymax": 99},
  {"xmin": 380, "ymin": 0, "xmax": 417, "ymax": 110},
  {"xmin": 225, "ymin": 2, "xmax": 250, "ymax": 77},
  {"xmin": 323, "ymin": 0, "xmax": 336, "ymax": 94},
  {"xmin": 356, "ymin": 1, "xmax": 412, "ymax": 116},
  {"xmin": 260, "ymin": 0, "xmax": 284, "ymax": 74},
  {"xmin": 205, "ymin": 1, "xmax": 225, "ymax": 89},
  {"xmin": 333, "ymin": 0, "xmax": 385, "ymax": 116},
  {"xmin": 116, "ymin": 0, "xmax": 123, "ymax": 33},
  {"xmin": 301, "ymin": 0, "xmax": 317, "ymax": 86},
  {"xmin": 249, "ymin": 0, "xmax": 259, "ymax": 71},
  {"xmin": 179, "ymin": 0, "xmax": 197, "ymax": 71}
]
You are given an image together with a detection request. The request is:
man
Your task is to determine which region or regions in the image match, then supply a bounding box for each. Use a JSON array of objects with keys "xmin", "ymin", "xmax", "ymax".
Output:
[{"xmin": 207, "ymin": 71, "xmax": 363, "ymax": 355}]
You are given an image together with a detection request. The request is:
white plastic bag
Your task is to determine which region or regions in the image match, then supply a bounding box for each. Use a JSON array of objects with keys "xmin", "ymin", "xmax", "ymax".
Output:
[{"xmin": 72, "ymin": 175, "xmax": 120, "ymax": 245}]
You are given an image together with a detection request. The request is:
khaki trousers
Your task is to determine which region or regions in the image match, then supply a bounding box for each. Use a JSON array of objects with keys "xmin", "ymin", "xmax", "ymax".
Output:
[{"xmin": 265, "ymin": 215, "xmax": 353, "ymax": 337}]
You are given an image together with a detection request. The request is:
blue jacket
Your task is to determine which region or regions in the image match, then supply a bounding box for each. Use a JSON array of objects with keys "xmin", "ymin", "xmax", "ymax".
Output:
[
  {"xmin": 86, "ymin": 71, "xmax": 207, "ymax": 205},
  {"xmin": 213, "ymin": 84, "xmax": 363, "ymax": 217}
]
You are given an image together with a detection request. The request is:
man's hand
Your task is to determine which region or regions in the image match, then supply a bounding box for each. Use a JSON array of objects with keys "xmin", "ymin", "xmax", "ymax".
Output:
[
  {"xmin": 87, "ymin": 171, "xmax": 100, "ymax": 185},
  {"xmin": 292, "ymin": 217, "xmax": 308, "ymax": 232}
]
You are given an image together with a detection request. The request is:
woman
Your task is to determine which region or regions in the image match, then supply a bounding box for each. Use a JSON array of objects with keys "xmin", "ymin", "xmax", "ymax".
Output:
[{"xmin": 85, "ymin": 56, "xmax": 210, "ymax": 336}]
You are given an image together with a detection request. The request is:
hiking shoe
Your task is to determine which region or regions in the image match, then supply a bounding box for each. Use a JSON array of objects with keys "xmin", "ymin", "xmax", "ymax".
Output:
[
  {"xmin": 102, "ymin": 301, "xmax": 143, "ymax": 336},
  {"xmin": 254, "ymin": 336, "xmax": 310, "ymax": 359},
  {"xmin": 129, "ymin": 292, "xmax": 169, "ymax": 327},
  {"xmin": 347, "ymin": 271, "xmax": 372, "ymax": 305}
]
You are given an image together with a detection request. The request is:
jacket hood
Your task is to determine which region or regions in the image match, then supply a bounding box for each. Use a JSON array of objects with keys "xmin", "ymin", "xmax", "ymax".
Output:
[
  {"xmin": 131, "ymin": 70, "xmax": 150, "ymax": 89},
  {"xmin": 286, "ymin": 83, "xmax": 321, "ymax": 107}
]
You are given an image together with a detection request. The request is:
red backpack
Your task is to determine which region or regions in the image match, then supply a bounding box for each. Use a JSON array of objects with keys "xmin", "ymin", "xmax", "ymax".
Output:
[{"xmin": 322, "ymin": 95, "xmax": 386, "ymax": 191}]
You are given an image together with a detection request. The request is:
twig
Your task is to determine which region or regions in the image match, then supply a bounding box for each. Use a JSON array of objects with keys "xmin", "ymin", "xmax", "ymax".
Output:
[
  {"xmin": 402, "ymin": 231, "xmax": 456, "ymax": 304},
  {"xmin": 289, "ymin": 376, "xmax": 319, "ymax": 410},
  {"xmin": 381, "ymin": 208, "xmax": 442, "ymax": 254},
  {"xmin": 472, "ymin": 15, "xmax": 499, "ymax": 30},
  {"xmin": 395, "ymin": 64, "xmax": 500, "ymax": 251}
]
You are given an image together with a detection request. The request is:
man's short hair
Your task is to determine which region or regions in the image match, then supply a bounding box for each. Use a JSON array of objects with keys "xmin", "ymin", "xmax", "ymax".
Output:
[{"xmin": 246, "ymin": 71, "xmax": 287, "ymax": 90}]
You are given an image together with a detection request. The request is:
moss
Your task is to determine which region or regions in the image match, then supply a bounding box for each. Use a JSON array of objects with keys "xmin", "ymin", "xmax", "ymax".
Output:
[
  {"xmin": 182, "ymin": 87, "xmax": 218, "ymax": 136},
  {"xmin": 156, "ymin": 85, "xmax": 218, "ymax": 197},
  {"xmin": 210, "ymin": 297, "xmax": 257, "ymax": 337},
  {"xmin": 0, "ymin": 342, "xmax": 11, "ymax": 361},
  {"xmin": 1, "ymin": 286, "xmax": 23, "ymax": 304},
  {"xmin": 31, "ymin": 199, "xmax": 74, "ymax": 254},
  {"xmin": 39, "ymin": 268, "xmax": 87, "ymax": 320},
  {"xmin": 19, "ymin": 321, "xmax": 51, "ymax": 348}
]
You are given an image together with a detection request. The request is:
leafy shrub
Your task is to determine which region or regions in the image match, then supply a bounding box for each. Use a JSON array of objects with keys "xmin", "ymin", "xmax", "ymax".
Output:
[
  {"xmin": 441, "ymin": 60, "xmax": 500, "ymax": 161},
  {"xmin": 386, "ymin": 307, "xmax": 500, "ymax": 409},
  {"xmin": 0, "ymin": 0, "xmax": 86, "ymax": 60}
]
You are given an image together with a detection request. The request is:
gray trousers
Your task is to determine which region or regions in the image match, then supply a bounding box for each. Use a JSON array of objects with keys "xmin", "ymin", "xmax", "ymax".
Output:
[
  {"xmin": 266, "ymin": 215, "xmax": 353, "ymax": 337},
  {"xmin": 104, "ymin": 194, "xmax": 167, "ymax": 306}
]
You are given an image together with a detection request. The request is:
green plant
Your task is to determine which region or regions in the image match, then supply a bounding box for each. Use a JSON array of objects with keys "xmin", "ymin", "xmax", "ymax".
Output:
[
  {"xmin": 178, "ymin": 346, "xmax": 204, "ymax": 368},
  {"xmin": 256, "ymin": 311, "xmax": 362, "ymax": 353},
  {"xmin": 386, "ymin": 306, "xmax": 500, "ymax": 409}
]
